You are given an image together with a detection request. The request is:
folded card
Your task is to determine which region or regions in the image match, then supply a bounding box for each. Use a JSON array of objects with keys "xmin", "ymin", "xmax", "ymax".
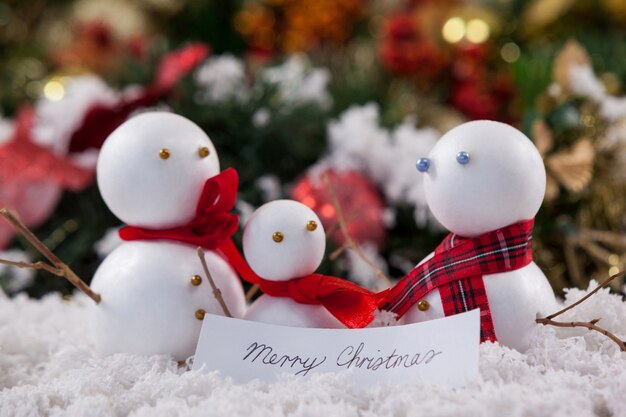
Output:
[{"xmin": 193, "ymin": 309, "xmax": 480, "ymax": 388}]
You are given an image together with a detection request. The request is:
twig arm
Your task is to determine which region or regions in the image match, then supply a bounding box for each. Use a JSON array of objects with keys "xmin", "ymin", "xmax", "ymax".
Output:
[
  {"xmin": 546, "ymin": 271, "xmax": 625, "ymax": 320},
  {"xmin": 536, "ymin": 317, "xmax": 626, "ymax": 352},
  {"xmin": 197, "ymin": 248, "xmax": 233, "ymax": 318},
  {"xmin": 0, "ymin": 258, "xmax": 65, "ymax": 276},
  {"xmin": 536, "ymin": 270, "xmax": 626, "ymax": 352},
  {"xmin": 0, "ymin": 208, "xmax": 101, "ymax": 304}
]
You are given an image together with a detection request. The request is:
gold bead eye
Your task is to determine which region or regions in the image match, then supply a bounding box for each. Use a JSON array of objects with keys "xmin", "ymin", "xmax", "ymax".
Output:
[
  {"xmin": 199, "ymin": 147, "xmax": 210, "ymax": 158},
  {"xmin": 159, "ymin": 148, "xmax": 170, "ymax": 160},
  {"xmin": 417, "ymin": 300, "xmax": 430, "ymax": 311},
  {"xmin": 306, "ymin": 220, "xmax": 318, "ymax": 231},
  {"xmin": 272, "ymin": 232, "xmax": 284, "ymax": 243}
]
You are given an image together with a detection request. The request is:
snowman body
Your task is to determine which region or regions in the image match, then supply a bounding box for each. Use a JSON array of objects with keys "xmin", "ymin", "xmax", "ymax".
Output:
[
  {"xmin": 91, "ymin": 112, "xmax": 246, "ymax": 360},
  {"xmin": 242, "ymin": 199, "xmax": 344, "ymax": 328},
  {"xmin": 406, "ymin": 120, "xmax": 557, "ymax": 351},
  {"xmin": 403, "ymin": 254, "xmax": 556, "ymax": 351},
  {"xmin": 91, "ymin": 241, "xmax": 245, "ymax": 359},
  {"xmin": 245, "ymin": 295, "xmax": 343, "ymax": 328}
]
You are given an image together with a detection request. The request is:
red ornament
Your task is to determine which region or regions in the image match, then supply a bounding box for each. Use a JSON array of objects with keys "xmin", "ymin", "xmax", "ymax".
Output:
[
  {"xmin": 378, "ymin": 12, "xmax": 448, "ymax": 79},
  {"xmin": 0, "ymin": 107, "xmax": 93, "ymax": 249},
  {"xmin": 291, "ymin": 170, "xmax": 387, "ymax": 249}
]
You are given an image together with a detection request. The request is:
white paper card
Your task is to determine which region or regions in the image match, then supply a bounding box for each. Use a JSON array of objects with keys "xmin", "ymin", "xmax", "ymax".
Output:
[{"xmin": 193, "ymin": 309, "xmax": 480, "ymax": 388}]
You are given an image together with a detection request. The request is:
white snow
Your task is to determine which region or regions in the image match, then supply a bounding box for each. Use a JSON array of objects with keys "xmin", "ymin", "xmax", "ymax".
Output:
[
  {"xmin": 318, "ymin": 104, "xmax": 439, "ymax": 228},
  {"xmin": 194, "ymin": 55, "xmax": 248, "ymax": 104},
  {"xmin": 1, "ymin": 282, "xmax": 625, "ymax": 416}
]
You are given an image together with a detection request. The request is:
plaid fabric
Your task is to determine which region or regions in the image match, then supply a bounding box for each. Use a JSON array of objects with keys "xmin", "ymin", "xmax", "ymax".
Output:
[{"xmin": 380, "ymin": 219, "xmax": 535, "ymax": 342}]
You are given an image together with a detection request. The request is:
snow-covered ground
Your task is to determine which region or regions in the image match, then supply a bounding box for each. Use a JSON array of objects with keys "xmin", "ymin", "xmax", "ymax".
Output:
[{"xmin": 1, "ymin": 284, "xmax": 625, "ymax": 417}]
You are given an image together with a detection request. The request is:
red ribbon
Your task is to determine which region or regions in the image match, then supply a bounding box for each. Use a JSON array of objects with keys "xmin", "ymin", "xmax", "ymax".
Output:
[
  {"xmin": 119, "ymin": 168, "xmax": 384, "ymax": 328},
  {"xmin": 120, "ymin": 168, "xmax": 239, "ymax": 250}
]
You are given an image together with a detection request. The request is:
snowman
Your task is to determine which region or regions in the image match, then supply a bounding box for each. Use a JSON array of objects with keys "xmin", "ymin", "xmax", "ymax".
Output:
[
  {"xmin": 381, "ymin": 120, "xmax": 557, "ymax": 352},
  {"xmin": 90, "ymin": 112, "xmax": 246, "ymax": 361},
  {"xmin": 242, "ymin": 199, "xmax": 384, "ymax": 329}
]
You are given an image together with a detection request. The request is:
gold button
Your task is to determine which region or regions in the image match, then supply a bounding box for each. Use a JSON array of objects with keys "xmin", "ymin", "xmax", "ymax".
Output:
[
  {"xmin": 306, "ymin": 220, "xmax": 318, "ymax": 231},
  {"xmin": 195, "ymin": 309, "xmax": 206, "ymax": 320},
  {"xmin": 417, "ymin": 300, "xmax": 430, "ymax": 311},
  {"xmin": 198, "ymin": 147, "xmax": 210, "ymax": 158},
  {"xmin": 191, "ymin": 275, "xmax": 202, "ymax": 286},
  {"xmin": 272, "ymin": 231, "xmax": 284, "ymax": 242},
  {"xmin": 159, "ymin": 148, "xmax": 170, "ymax": 159}
]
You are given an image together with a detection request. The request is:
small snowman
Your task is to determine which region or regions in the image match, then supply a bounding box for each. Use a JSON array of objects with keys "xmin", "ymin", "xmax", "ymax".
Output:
[
  {"xmin": 381, "ymin": 120, "xmax": 557, "ymax": 352},
  {"xmin": 91, "ymin": 112, "xmax": 246, "ymax": 361},
  {"xmin": 242, "ymin": 199, "xmax": 383, "ymax": 329}
]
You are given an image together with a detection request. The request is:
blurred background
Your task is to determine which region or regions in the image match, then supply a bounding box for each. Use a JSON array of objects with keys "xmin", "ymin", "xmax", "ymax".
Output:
[{"xmin": 1, "ymin": 0, "xmax": 626, "ymax": 298}]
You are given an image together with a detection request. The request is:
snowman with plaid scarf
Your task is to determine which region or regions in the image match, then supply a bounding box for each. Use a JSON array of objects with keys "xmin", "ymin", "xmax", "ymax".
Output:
[{"xmin": 381, "ymin": 120, "xmax": 557, "ymax": 352}]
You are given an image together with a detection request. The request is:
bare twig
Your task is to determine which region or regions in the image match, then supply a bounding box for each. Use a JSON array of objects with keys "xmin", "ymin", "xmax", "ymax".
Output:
[
  {"xmin": 245, "ymin": 284, "xmax": 260, "ymax": 301},
  {"xmin": 329, "ymin": 243, "xmax": 351, "ymax": 260},
  {"xmin": 536, "ymin": 270, "xmax": 626, "ymax": 352},
  {"xmin": 536, "ymin": 317, "xmax": 626, "ymax": 352},
  {"xmin": 197, "ymin": 247, "xmax": 232, "ymax": 317},
  {"xmin": 325, "ymin": 208, "xmax": 362, "ymax": 239},
  {"xmin": 0, "ymin": 258, "xmax": 65, "ymax": 276},
  {"xmin": 0, "ymin": 208, "xmax": 101, "ymax": 303},
  {"xmin": 322, "ymin": 175, "xmax": 392, "ymax": 288},
  {"xmin": 545, "ymin": 271, "xmax": 624, "ymax": 320}
]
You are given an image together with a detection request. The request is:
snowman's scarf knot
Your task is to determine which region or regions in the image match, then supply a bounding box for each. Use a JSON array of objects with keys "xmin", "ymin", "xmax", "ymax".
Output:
[
  {"xmin": 252, "ymin": 274, "xmax": 389, "ymax": 329},
  {"xmin": 120, "ymin": 168, "xmax": 239, "ymax": 248},
  {"xmin": 119, "ymin": 168, "xmax": 264, "ymax": 284},
  {"xmin": 380, "ymin": 219, "xmax": 535, "ymax": 342}
]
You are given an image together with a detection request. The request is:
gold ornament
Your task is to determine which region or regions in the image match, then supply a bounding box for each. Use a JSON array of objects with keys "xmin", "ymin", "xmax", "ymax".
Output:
[
  {"xmin": 553, "ymin": 40, "xmax": 591, "ymax": 94},
  {"xmin": 306, "ymin": 220, "xmax": 318, "ymax": 231},
  {"xmin": 195, "ymin": 309, "xmax": 206, "ymax": 320},
  {"xmin": 532, "ymin": 120, "xmax": 594, "ymax": 201},
  {"xmin": 191, "ymin": 275, "xmax": 202, "ymax": 286},
  {"xmin": 159, "ymin": 148, "xmax": 170, "ymax": 159},
  {"xmin": 272, "ymin": 232, "xmax": 284, "ymax": 242},
  {"xmin": 521, "ymin": 0, "xmax": 575, "ymax": 36},
  {"xmin": 198, "ymin": 147, "xmax": 210, "ymax": 158},
  {"xmin": 417, "ymin": 300, "xmax": 430, "ymax": 311}
]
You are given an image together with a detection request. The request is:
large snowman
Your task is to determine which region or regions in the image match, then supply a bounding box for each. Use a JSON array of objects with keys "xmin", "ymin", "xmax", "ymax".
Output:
[
  {"xmin": 398, "ymin": 120, "xmax": 557, "ymax": 352},
  {"xmin": 242, "ymin": 200, "xmax": 344, "ymax": 328},
  {"xmin": 90, "ymin": 112, "xmax": 246, "ymax": 361}
]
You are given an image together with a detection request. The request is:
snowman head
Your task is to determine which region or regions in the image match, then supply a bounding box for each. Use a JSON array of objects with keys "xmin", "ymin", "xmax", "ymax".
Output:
[
  {"xmin": 417, "ymin": 120, "xmax": 546, "ymax": 237},
  {"xmin": 97, "ymin": 112, "xmax": 220, "ymax": 228},
  {"xmin": 243, "ymin": 200, "xmax": 326, "ymax": 281}
]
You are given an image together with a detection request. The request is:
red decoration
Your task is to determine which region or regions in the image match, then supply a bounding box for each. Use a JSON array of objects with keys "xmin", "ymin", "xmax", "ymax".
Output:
[
  {"xmin": 378, "ymin": 12, "xmax": 448, "ymax": 79},
  {"xmin": 68, "ymin": 43, "xmax": 210, "ymax": 152},
  {"xmin": 0, "ymin": 107, "xmax": 93, "ymax": 248},
  {"xmin": 247, "ymin": 271, "xmax": 389, "ymax": 329},
  {"xmin": 291, "ymin": 170, "xmax": 387, "ymax": 249},
  {"xmin": 120, "ymin": 168, "xmax": 239, "ymax": 251}
]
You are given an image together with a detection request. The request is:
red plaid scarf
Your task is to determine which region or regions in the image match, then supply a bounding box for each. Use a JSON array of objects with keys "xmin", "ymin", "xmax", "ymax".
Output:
[{"xmin": 379, "ymin": 220, "xmax": 534, "ymax": 342}]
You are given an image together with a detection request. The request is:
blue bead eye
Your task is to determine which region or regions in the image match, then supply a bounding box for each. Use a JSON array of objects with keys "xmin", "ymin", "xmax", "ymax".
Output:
[
  {"xmin": 416, "ymin": 158, "xmax": 431, "ymax": 173},
  {"xmin": 456, "ymin": 151, "xmax": 470, "ymax": 165}
]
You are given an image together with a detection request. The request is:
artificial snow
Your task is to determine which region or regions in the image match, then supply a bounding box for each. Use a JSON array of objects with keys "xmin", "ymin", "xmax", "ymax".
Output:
[{"xmin": 1, "ymin": 283, "xmax": 625, "ymax": 417}]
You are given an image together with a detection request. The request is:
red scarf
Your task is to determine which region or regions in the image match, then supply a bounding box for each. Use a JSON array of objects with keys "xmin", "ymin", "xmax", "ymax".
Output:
[
  {"xmin": 119, "ymin": 168, "xmax": 384, "ymax": 329},
  {"xmin": 380, "ymin": 220, "xmax": 534, "ymax": 342}
]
